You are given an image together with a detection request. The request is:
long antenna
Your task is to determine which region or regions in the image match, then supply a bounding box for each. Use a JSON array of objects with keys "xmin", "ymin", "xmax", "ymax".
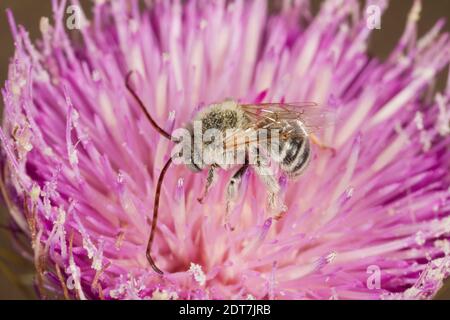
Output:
[
  {"xmin": 125, "ymin": 71, "xmax": 173, "ymax": 141},
  {"xmin": 125, "ymin": 71, "xmax": 175, "ymax": 274},
  {"xmin": 146, "ymin": 156, "xmax": 173, "ymax": 274}
]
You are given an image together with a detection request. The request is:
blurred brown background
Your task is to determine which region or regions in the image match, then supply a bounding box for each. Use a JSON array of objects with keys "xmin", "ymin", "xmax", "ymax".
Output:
[{"xmin": 0, "ymin": 0, "xmax": 450, "ymax": 299}]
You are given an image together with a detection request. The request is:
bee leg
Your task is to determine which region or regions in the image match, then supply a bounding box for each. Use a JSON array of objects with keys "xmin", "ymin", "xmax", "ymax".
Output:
[
  {"xmin": 197, "ymin": 165, "xmax": 218, "ymax": 204},
  {"xmin": 252, "ymin": 154, "xmax": 287, "ymax": 220},
  {"xmin": 310, "ymin": 134, "xmax": 336, "ymax": 156},
  {"xmin": 225, "ymin": 164, "xmax": 249, "ymax": 231}
]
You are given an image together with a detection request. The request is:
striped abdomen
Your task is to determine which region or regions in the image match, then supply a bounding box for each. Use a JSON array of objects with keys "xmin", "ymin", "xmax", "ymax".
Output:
[{"xmin": 278, "ymin": 120, "xmax": 311, "ymax": 178}]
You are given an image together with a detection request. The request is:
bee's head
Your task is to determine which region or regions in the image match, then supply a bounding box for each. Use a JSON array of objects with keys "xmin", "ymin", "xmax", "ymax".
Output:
[{"xmin": 171, "ymin": 123, "xmax": 205, "ymax": 173}]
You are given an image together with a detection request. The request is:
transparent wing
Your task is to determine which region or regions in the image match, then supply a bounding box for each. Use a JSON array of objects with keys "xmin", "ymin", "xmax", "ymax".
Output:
[
  {"xmin": 222, "ymin": 102, "xmax": 331, "ymax": 150},
  {"xmin": 240, "ymin": 102, "xmax": 337, "ymax": 133},
  {"xmin": 222, "ymin": 127, "xmax": 278, "ymax": 150}
]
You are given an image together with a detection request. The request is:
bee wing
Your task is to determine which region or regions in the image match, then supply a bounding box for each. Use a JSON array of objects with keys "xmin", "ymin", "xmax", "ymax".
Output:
[
  {"xmin": 222, "ymin": 127, "xmax": 270, "ymax": 150},
  {"xmin": 240, "ymin": 102, "xmax": 337, "ymax": 134},
  {"xmin": 222, "ymin": 102, "xmax": 336, "ymax": 150}
]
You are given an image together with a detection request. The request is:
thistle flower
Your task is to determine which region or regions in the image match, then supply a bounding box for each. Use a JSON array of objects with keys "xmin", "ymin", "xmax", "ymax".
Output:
[{"xmin": 1, "ymin": 0, "xmax": 450, "ymax": 300}]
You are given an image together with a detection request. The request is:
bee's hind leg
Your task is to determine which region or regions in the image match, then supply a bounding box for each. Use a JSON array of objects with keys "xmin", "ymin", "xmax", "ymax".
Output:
[
  {"xmin": 197, "ymin": 165, "xmax": 218, "ymax": 204},
  {"xmin": 252, "ymin": 152, "xmax": 287, "ymax": 220},
  {"xmin": 225, "ymin": 164, "xmax": 249, "ymax": 231}
]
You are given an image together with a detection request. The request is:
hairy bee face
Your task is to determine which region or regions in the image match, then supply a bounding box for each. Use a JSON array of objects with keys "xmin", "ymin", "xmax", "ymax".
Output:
[
  {"xmin": 175, "ymin": 101, "xmax": 251, "ymax": 171},
  {"xmin": 183, "ymin": 123, "xmax": 205, "ymax": 172}
]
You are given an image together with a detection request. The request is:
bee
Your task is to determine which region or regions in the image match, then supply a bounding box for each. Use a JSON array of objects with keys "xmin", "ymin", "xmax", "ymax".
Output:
[{"xmin": 125, "ymin": 72, "xmax": 335, "ymax": 274}]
